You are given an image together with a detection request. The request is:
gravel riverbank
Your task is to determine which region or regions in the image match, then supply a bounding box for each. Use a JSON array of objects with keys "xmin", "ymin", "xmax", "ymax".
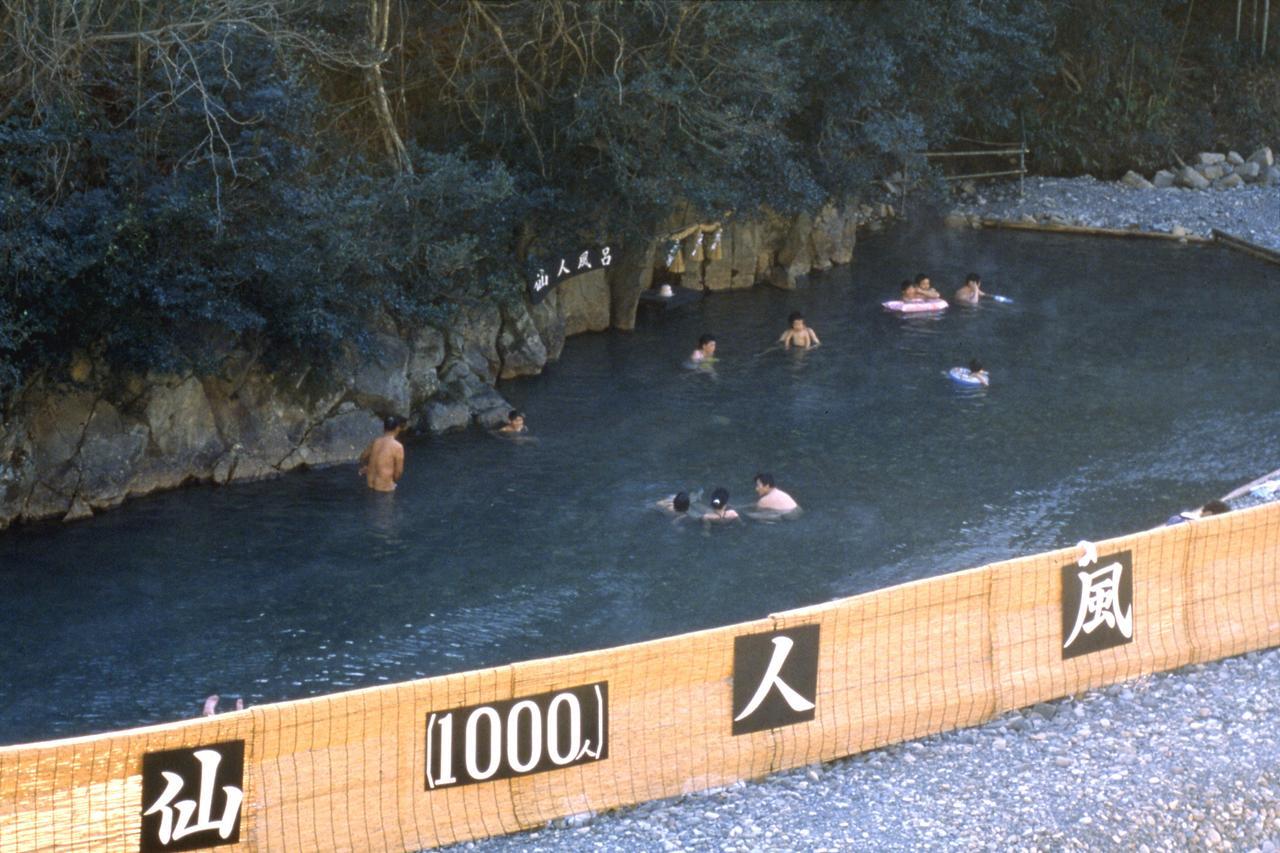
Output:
[
  {"xmin": 950, "ymin": 175, "xmax": 1280, "ymax": 252},
  {"xmin": 457, "ymin": 646, "xmax": 1280, "ymax": 851}
]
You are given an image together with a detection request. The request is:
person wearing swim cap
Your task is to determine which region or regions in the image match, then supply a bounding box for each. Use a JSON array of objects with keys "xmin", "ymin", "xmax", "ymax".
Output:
[
  {"xmin": 703, "ymin": 487, "xmax": 740, "ymax": 522},
  {"xmin": 359, "ymin": 415, "xmax": 407, "ymax": 492},
  {"xmin": 753, "ymin": 473, "xmax": 799, "ymax": 512}
]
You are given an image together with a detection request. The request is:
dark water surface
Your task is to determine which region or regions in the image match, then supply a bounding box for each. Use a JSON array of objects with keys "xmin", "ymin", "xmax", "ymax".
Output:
[{"xmin": 3, "ymin": 224, "xmax": 1278, "ymax": 745}]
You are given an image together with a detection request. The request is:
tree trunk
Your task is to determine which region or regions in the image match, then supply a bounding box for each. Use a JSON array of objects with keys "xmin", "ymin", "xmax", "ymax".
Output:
[{"xmin": 368, "ymin": 0, "xmax": 413, "ymax": 174}]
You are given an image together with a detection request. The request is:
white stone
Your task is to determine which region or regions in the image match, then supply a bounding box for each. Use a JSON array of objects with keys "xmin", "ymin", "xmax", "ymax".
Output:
[
  {"xmin": 1197, "ymin": 152, "xmax": 1226, "ymax": 165},
  {"xmin": 1121, "ymin": 170, "xmax": 1154, "ymax": 189},
  {"xmin": 1201, "ymin": 164, "xmax": 1226, "ymax": 181},
  {"xmin": 1177, "ymin": 166, "xmax": 1210, "ymax": 189},
  {"xmin": 1217, "ymin": 173, "xmax": 1244, "ymax": 189},
  {"xmin": 1247, "ymin": 146, "xmax": 1274, "ymax": 168},
  {"xmin": 1152, "ymin": 169, "xmax": 1177, "ymax": 188},
  {"xmin": 1227, "ymin": 151, "xmax": 1245, "ymax": 165},
  {"xmin": 1237, "ymin": 161, "xmax": 1262, "ymax": 180}
]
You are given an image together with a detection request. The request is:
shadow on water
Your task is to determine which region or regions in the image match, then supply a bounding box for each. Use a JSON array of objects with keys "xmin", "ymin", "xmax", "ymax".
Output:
[{"xmin": 2, "ymin": 221, "xmax": 1279, "ymax": 743}]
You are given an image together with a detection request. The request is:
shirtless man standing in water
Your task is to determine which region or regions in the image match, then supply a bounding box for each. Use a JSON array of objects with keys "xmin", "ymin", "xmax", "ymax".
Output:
[{"xmin": 359, "ymin": 415, "xmax": 407, "ymax": 492}]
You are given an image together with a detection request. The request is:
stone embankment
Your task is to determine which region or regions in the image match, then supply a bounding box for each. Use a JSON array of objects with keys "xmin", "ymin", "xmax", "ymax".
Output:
[
  {"xmin": 0, "ymin": 201, "xmax": 890, "ymax": 529},
  {"xmin": 948, "ymin": 146, "xmax": 1280, "ymax": 253},
  {"xmin": 463, "ymin": 647, "xmax": 1280, "ymax": 851}
]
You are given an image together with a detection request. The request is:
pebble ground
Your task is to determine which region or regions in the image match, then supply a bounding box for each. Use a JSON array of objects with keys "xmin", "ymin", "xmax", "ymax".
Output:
[
  {"xmin": 952, "ymin": 175, "xmax": 1280, "ymax": 252},
  {"xmin": 453, "ymin": 646, "xmax": 1280, "ymax": 851}
]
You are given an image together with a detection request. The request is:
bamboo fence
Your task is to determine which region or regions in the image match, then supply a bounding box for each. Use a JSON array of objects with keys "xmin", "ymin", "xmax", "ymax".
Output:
[{"xmin": 2, "ymin": 500, "xmax": 1278, "ymax": 851}]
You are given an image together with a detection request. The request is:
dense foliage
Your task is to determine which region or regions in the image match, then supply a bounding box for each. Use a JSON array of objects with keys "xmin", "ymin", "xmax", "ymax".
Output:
[{"xmin": 0, "ymin": 0, "xmax": 1276, "ymax": 403}]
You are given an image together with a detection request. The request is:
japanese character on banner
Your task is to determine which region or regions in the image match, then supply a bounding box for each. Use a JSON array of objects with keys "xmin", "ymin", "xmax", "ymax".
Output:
[
  {"xmin": 576, "ymin": 251, "xmax": 592, "ymax": 270},
  {"xmin": 556, "ymin": 258, "xmax": 572, "ymax": 278},
  {"xmin": 1061, "ymin": 548, "xmax": 1134, "ymax": 659},
  {"xmin": 140, "ymin": 741, "xmax": 245, "ymax": 852}
]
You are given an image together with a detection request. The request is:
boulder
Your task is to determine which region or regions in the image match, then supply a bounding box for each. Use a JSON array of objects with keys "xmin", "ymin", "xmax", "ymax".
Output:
[
  {"xmin": 701, "ymin": 242, "xmax": 734, "ymax": 291},
  {"xmin": 496, "ymin": 300, "xmax": 548, "ymax": 380},
  {"xmin": 448, "ymin": 304, "xmax": 502, "ymax": 383},
  {"xmin": 729, "ymin": 221, "xmax": 761, "ymax": 289},
  {"xmin": 203, "ymin": 371, "xmax": 310, "ymax": 478},
  {"xmin": 1216, "ymin": 173, "xmax": 1244, "ymax": 189},
  {"xmin": 1236, "ymin": 161, "xmax": 1262, "ymax": 181},
  {"xmin": 607, "ymin": 241, "xmax": 657, "ymax": 328},
  {"xmin": 407, "ymin": 326, "xmax": 446, "ymax": 410},
  {"xmin": 1200, "ymin": 164, "xmax": 1226, "ymax": 181},
  {"xmin": 1121, "ymin": 170, "xmax": 1154, "ymax": 189},
  {"xmin": 1196, "ymin": 152, "xmax": 1226, "ymax": 165},
  {"xmin": 809, "ymin": 204, "xmax": 841, "ymax": 270},
  {"xmin": 831, "ymin": 204, "xmax": 858, "ymax": 265},
  {"xmin": 1176, "ymin": 166, "xmax": 1210, "ymax": 189},
  {"xmin": 766, "ymin": 265, "xmax": 797, "ymax": 291},
  {"xmin": 143, "ymin": 377, "xmax": 221, "ymax": 465},
  {"xmin": 1227, "ymin": 151, "xmax": 1245, "ymax": 165},
  {"xmin": 290, "ymin": 405, "xmax": 382, "ymax": 468},
  {"xmin": 76, "ymin": 400, "xmax": 150, "ymax": 509},
  {"xmin": 0, "ymin": 418, "xmax": 35, "ymax": 528},
  {"xmin": 944, "ymin": 212, "xmax": 969, "ymax": 228},
  {"xmin": 528, "ymin": 290, "xmax": 565, "ymax": 362},
  {"xmin": 348, "ymin": 332, "xmax": 411, "ymax": 416},
  {"xmin": 1152, "ymin": 169, "xmax": 1177, "ymax": 188},
  {"xmin": 776, "ymin": 212, "xmax": 814, "ymax": 282},
  {"xmin": 423, "ymin": 400, "xmax": 471, "ymax": 435},
  {"xmin": 558, "ymin": 268, "xmax": 610, "ymax": 336},
  {"xmin": 1247, "ymin": 146, "xmax": 1274, "ymax": 168},
  {"xmin": 1268, "ymin": 166, "xmax": 1280, "ymax": 186}
]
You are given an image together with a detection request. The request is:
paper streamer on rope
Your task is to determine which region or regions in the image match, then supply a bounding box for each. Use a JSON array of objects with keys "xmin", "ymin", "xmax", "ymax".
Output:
[
  {"xmin": 665, "ymin": 240, "xmax": 686, "ymax": 273},
  {"xmin": 707, "ymin": 227, "xmax": 724, "ymax": 260},
  {"xmin": 687, "ymin": 231, "xmax": 704, "ymax": 263}
]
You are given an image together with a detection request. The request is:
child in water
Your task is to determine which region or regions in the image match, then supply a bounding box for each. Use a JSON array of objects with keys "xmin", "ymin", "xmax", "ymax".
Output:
[
  {"xmin": 778, "ymin": 312, "xmax": 821, "ymax": 350},
  {"xmin": 690, "ymin": 333, "xmax": 717, "ymax": 364},
  {"xmin": 953, "ymin": 359, "xmax": 990, "ymax": 387},
  {"xmin": 498, "ymin": 410, "xmax": 527, "ymax": 434},
  {"xmin": 913, "ymin": 273, "xmax": 941, "ymax": 300},
  {"xmin": 703, "ymin": 488, "xmax": 740, "ymax": 523}
]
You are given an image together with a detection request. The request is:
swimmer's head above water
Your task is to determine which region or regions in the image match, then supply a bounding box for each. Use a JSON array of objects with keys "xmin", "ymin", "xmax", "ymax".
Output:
[
  {"xmin": 788, "ymin": 312, "xmax": 804, "ymax": 328},
  {"xmin": 968, "ymin": 359, "xmax": 984, "ymax": 373},
  {"xmin": 383, "ymin": 414, "xmax": 408, "ymax": 434},
  {"xmin": 673, "ymin": 492, "xmax": 691, "ymax": 513},
  {"xmin": 710, "ymin": 487, "xmax": 730, "ymax": 510}
]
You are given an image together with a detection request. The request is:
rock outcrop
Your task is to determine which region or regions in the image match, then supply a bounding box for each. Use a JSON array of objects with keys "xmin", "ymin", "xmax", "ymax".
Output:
[{"xmin": 0, "ymin": 196, "xmax": 885, "ymax": 530}]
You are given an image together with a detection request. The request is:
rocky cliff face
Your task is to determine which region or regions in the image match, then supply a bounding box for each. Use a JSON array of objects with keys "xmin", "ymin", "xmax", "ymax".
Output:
[{"xmin": 0, "ymin": 203, "xmax": 877, "ymax": 529}]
